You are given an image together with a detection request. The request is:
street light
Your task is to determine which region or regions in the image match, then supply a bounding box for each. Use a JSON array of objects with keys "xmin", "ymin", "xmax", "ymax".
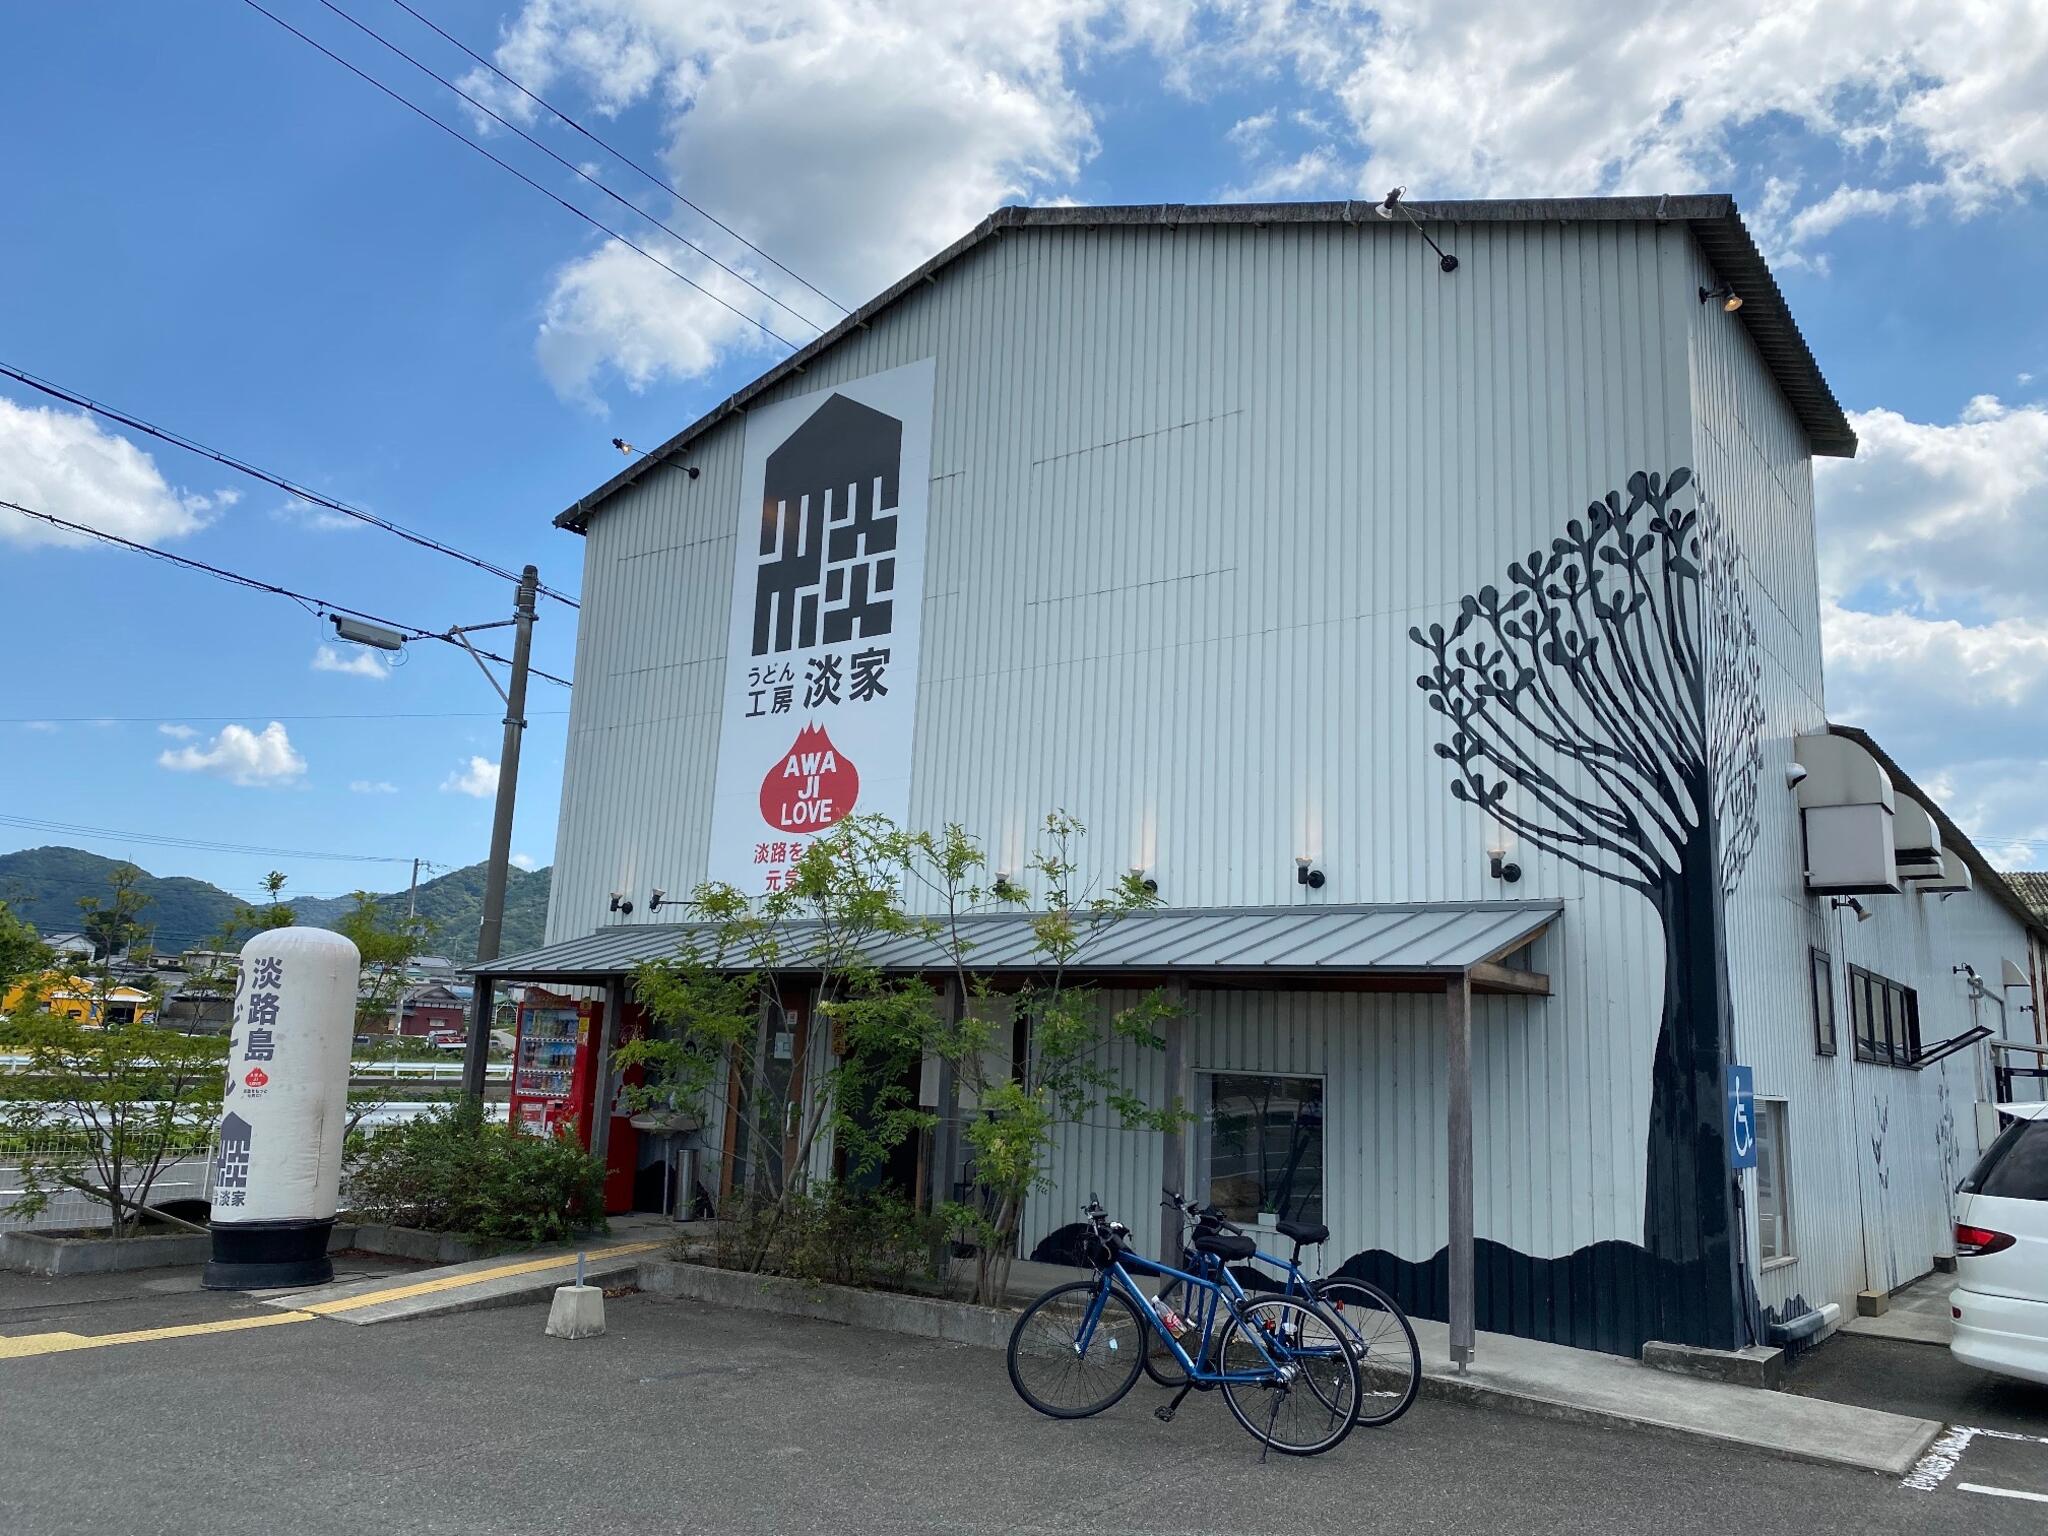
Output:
[{"xmin": 330, "ymin": 615, "xmax": 407, "ymax": 651}]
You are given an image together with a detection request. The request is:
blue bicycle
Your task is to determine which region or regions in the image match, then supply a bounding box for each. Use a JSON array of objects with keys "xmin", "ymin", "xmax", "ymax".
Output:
[
  {"xmin": 1006, "ymin": 1196, "xmax": 1363, "ymax": 1456},
  {"xmin": 1145, "ymin": 1190, "xmax": 1422, "ymax": 1427}
]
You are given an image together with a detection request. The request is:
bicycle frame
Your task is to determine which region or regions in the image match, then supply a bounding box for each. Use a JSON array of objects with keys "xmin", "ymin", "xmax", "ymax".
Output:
[{"xmin": 1073, "ymin": 1249, "xmax": 1295, "ymax": 1385}]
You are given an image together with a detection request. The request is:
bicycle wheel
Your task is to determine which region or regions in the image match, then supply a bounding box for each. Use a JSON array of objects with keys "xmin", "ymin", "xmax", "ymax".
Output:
[
  {"xmin": 1007, "ymin": 1280, "xmax": 1147, "ymax": 1419},
  {"xmin": 1314, "ymin": 1278, "xmax": 1421, "ymax": 1427},
  {"xmin": 1214, "ymin": 1295, "xmax": 1360, "ymax": 1456}
]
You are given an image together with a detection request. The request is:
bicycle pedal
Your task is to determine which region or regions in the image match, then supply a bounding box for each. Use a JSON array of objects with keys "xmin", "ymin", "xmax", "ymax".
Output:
[{"xmin": 1152, "ymin": 1405, "xmax": 1177, "ymax": 1423}]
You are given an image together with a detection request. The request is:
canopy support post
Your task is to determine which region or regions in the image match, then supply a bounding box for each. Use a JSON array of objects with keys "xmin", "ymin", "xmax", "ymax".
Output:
[
  {"xmin": 1158, "ymin": 979, "xmax": 1191, "ymax": 1263},
  {"xmin": 1447, "ymin": 970, "xmax": 1475, "ymax": 1371}
]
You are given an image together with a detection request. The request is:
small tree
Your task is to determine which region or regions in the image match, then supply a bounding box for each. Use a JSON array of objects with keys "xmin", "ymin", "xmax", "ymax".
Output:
[
  {"xmin": 0, "ymin": 1010, "xmax": 225, "ymax": 1235},
  {"xmin": 77, "ymin": 862, "xmax": 151, "ymax": 962},
  {"xmin": 621, "ymin": 817, "xmax": 936, "ymax": 1270},
  {"xmin": 0, "ymin": 901, "xmax": 53, "ymax": 1003},
  {"xmin": 912, "ymin": 813, "xmax": 1184, "ymax": 1306},
  {"xmin": 332, "ymin": 891, "xmax": 429, "ymax": 1037}
]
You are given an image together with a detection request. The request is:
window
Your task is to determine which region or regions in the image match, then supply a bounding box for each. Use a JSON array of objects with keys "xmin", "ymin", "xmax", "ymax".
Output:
[
  {"xmin": 1755, "ymin": 1099, "xmax": 1794, "ymax": 1264},
  {"xmin": 1809, "ymin": 948, "xmax": 1837, "ymax": 1058},
  {"xmin": 1961, "ymin": 1116, "xmax": 2048, "ymax": 1203},
  {"xmin": 1849, "ymin": 966, "xmax": 1920, "ymax": 1068},
  {"xmin": 1197, "ymin": 1073, "xmax": 1324, "ymax": 1227}
]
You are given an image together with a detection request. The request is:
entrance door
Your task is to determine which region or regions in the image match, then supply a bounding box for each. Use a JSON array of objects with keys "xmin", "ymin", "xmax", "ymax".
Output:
[{"xmin": 721, "ymin": 996, "xmax": 809, "ymax": 1203}]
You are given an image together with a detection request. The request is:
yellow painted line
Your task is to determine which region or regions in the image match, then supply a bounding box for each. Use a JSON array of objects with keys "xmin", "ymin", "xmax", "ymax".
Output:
[
  {"xmin": 0, "ymin": 1310, "xmax": 316, "ymax": 1361},
  {"xmin": 299, "ymin": 1241, "xmax": 664, "ymax": 1316}
]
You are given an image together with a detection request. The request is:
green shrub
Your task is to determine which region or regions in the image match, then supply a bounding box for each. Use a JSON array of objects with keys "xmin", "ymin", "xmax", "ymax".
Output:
[
  {"xmin": 711, "ymin": 1182, "xmax": 945, "ymax": 1291},
  {"xmin": 346, "ymin": 1100, "xmax": 607, "ymax": 1248}
]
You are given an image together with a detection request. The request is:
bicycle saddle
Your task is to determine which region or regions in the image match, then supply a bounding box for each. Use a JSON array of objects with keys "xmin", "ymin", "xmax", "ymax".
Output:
[
  {"xmin": 1274, "ymin": 1219, "xmax": 1328, "ymax": 1247},
  {"xmin": 1191, "ymin": 1229, "xmax": 1257, "ymax": 1260}
]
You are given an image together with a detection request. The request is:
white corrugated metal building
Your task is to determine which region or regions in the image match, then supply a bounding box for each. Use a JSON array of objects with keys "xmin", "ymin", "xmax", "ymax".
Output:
[{"xmin": 491, "ymin": 197, "xmax": 2048, "ymax": 1360}]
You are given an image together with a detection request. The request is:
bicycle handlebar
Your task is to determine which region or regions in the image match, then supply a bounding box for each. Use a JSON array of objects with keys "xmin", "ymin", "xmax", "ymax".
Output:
[{"xmin": 1161, "ymin": 1187, "xmax": 1249, "ymax": 1238}]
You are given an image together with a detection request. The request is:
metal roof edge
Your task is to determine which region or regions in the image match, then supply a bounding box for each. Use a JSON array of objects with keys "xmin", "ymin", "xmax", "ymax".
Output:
[
  {"xmin": 555, "ymin": 194, "xmax": 1848, "ymax": 534},
  {"xmin": 1829, "ymin": 722, "xmax": 2048, "ymax": 941}
]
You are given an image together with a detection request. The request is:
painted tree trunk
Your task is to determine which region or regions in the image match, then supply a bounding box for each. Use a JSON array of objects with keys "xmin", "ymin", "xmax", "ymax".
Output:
[{"xmin": 1639, "ymin": 808, "xmax": 1742, "ymax": 1349}]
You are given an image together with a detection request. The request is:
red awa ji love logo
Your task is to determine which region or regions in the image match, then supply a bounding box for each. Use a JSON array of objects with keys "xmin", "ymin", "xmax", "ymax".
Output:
[
  {"xmin": 244, "ymin": 1068, "xmax": 269, "ymax": 1088},
  {"xmin": 760, "ymin": 723, "xmax": 859, "ymax": 832}
]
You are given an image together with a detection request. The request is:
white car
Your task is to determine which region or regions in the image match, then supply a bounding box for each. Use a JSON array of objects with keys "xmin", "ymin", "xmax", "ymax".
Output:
[{"xmin": 1951, "ymin": 1102, "xmax": 2048, "ymax": 1386}]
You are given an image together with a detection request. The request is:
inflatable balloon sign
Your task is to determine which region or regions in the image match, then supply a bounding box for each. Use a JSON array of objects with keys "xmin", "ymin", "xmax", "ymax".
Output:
[{"xmin": 202, "ymin": 927, "xmax": 361, "ymax": 1290}]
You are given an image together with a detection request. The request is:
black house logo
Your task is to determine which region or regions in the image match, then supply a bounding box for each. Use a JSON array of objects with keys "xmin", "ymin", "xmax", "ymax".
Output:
[
  {"xmin": 752, "ymin": 394, "xmax": 902, "ymax": 657},
  {"xmin": 216, "ymin": 1111, "xmax": 254, "ymax": 1193}
]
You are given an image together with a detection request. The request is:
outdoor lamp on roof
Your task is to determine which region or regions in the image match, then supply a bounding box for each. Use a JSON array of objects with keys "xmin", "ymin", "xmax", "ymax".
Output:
[
  {"xmin": 609, "ymin": 891, "xmax": 634, "ymax": 916},
  {"xmin": 1296, "ymin": 857, "xmax": 1325, "ymax": 890},
  {"xmin": 613, "ymin": 437, "xmax": 699, "ymax": 479},
  {"xmin": 1830, "ymin": 895, "xmax": 1872, "ymax": 923}
]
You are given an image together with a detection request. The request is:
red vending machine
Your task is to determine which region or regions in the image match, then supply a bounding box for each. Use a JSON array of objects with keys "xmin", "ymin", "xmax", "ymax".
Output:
[{"xmin": 508, "ymin": 991, "xmax": 638, "ymax": 1214}]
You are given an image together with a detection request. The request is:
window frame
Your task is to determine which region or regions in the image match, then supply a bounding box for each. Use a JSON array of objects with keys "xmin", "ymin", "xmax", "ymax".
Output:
[
  {"xmin": 1755, "ymin": 1096, "xmax": 1795, "ymax": 1268},
  {"xmin": 1848, "ymin": 964, "xmax": 1921, "ymax": 1069},
  {"xmin": 1809, "ymin": 947, "xmax": 1837, "ymax": 1058},
  {"xmin": 1193, "ymin": 1069, "xmax": 1327, "ymax": 1231}
]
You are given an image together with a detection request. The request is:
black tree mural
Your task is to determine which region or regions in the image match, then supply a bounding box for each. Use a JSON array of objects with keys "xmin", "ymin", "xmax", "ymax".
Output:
[{"xmin": 1407, "ymin": 465, "xmax": 1764, "ymax": 1351}]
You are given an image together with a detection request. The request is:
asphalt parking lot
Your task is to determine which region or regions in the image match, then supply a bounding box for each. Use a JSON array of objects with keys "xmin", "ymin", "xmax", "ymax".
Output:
[{"xmin": 3, "ymin": 1267, "xmax": 2047, "ymax": 1536}]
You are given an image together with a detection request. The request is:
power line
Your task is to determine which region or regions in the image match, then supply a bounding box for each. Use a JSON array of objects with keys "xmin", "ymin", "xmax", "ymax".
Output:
[
  {"xmin": 238, "ymin": 0, "xmax": 804, "ymax": 352},
  {"xmin": 12, "ymin": 714, "xmax": 545, "ymax": 727},
  {"xmin": 1, "ymin": 499, "xmax": 572, "ymax": 687},
  {"xmin": 0, "ymin": 814, "xmax": 414, "ymax": 864},
  {"xmin": 317, "ymin": 0, "xmax": 831, "ymax": 336},
  {"xmin": 0, "ymin": 360, "xmax": 578, "ymax": 610},
  {"xmin": 384, "ymin": 0, "xmax": 847, "ymax": 316}
]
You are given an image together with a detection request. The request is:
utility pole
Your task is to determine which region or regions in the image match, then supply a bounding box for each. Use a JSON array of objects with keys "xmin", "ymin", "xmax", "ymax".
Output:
[
  {"xmin": 405, "ymin": 858, "xmax": 421, "ymax": 923},
  {"xmin": 462, "ymin": 564, "xmax": 538, "ymax": 1098}
]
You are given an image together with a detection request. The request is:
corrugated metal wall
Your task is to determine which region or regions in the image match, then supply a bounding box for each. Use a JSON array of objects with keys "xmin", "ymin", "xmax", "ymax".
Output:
[
  {"xmin": 547, "ymin": 213, "xmax": 1829, "ymax": 1291},
  {"xmin": 1688, "ymin": 242, "xmax": 2038, "ymax": 1325}
]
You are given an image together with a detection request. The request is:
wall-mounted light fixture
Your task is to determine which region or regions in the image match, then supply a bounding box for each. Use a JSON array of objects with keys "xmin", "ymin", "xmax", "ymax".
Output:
[
  {"xmin": 1131, "ymin": 867, "xmax": 1160, "ymax": 897},
  {"xmin": 1295, "ymin": 857, "xmax": 1325, "ymax": 890},
  {"xmin": 1374, "ymin": 186, "xmax": 1458, "ymax": 273},
  {"xmin": 649, "ymin": 888, "xmax": 681, "ymax": 913},
  {"xmin": 609, "ymin": 891, "xmax": 635, "ymax": 916},
  {"xmin": 1698, "ymin": 280, "xmax": 1743, "ymax": 313},
  {"xmin": 1830, "ymin": 895, "xmax": 1872, "ymax": 923},
  {"xmin": 1785, "ymin": 762, "xmax": 1809, "ymax": 789},
  {"xmin": 991, "ymin": 873, "xmax": 1018, "ymax": 900},
  {"xmin": 612, "ymin": 437, "xmax": 700, "ymax": 479},
  {"xmin": 1488, "ymin": 848, "xmax": 1523, "ymax": 884}
]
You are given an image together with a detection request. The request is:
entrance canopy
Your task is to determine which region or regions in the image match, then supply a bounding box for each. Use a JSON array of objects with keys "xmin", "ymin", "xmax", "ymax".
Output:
[
  {"xmin": 482, "ymin": 900, "xmax": 1561, "ymax": 992},
  {"xmin": 475, "ymin": 899, "xmax": 1561, "ymax": 1374}
]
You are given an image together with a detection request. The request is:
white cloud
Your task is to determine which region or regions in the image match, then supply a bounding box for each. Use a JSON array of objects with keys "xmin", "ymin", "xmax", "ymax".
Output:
[
  {"xmin": 1817, "ymin": 396, "xmax": 2048, "ymax": 621},
  {"xmin": 1163, "ymin": 0, "xmax": 2048, "ymax": 261},
  {"xmin": 157, "ymin": 722, "xmax": 308, "ymax": 787},
  {"xmin": 273, "ymin": 495, "xmax": 360, "ymax": 533},
  {"xmin": 312, "ymin": 644, "xmax": 391, "ymax": 680},
  {"xmin": 0, "ymin": 397, "xmax": 232, "ymax": 549},
  {"xmin": 350, "ymin": 779, "xmax": 399, "ymax": 795},
  {"xmin": 510, "ymin": 852, "xmax": 540, "ymax": 871},
  {"xmin": 21, "ymin": 720, "xmax": 59, "ymax": 733},
  {"xmin": 157, "ymin": 723, "xmax": 198, "ymax": 739},
  {"xmin": 479, "ymin": 0, "xmax": 1101, "ymax": 403},
  {"xmin": 441, "ymin": 756, "xmax": 500, "ymax": 799}
]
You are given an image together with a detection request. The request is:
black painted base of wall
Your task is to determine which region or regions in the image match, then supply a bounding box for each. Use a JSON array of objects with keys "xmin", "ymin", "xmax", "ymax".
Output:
[
  {"xmin": 203, "ymin": 1217, "xmax": 335, "ymax": 1291},
  {"xmin": 1338, "ymin": 1237, "xmax": 1744, "ymax": 1359}
]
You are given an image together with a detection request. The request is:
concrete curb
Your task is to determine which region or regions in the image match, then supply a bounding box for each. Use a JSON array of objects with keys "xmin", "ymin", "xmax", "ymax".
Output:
[
  {"xmin": 638, "ymin": 1258, "xmax": 1018, "ymax": 1351},
  {"xmin": 0, "ymin": 1229, "xmax": 213, "ymax": 1277},
  {"xmin": 330, "ymin": 1222, "xmax": 497, "ymax": 1266}
]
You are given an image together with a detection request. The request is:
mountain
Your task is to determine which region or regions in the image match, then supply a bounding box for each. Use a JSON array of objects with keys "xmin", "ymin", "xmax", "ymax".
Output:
[{"xmin": 0, "ymin": 846, "xmax": 551, "ymax": 963}]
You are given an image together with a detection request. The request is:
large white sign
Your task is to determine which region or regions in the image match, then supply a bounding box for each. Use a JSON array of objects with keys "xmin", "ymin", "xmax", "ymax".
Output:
[
  {"xmin": 707, "ymin": 357, "xmax": 936, "ymax": 892},
  {"xmin": 212, "ymin": 927, "xmax": 359, "ymax": 1224}
]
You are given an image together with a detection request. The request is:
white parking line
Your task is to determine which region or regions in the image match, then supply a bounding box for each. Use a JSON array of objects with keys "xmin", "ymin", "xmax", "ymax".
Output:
[{"xmin": 1958, "ymin": 1484, "xmax": 2048, "ymax": 1504}]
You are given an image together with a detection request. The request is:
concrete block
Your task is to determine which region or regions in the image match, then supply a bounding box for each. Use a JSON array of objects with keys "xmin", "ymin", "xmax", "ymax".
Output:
[
  {"xmin": 0, "ymin": 1230, "xmax": 211, "ymax": 1277},
  {"xmin": 1641, "ymin": 1340, "xmax": 1785, "ymax": 1390},
  {"xmin": 546, "ymin": 1283, "xmax": 606, "ymax": 1339},
  {"xmin": 1857, "ymin": 1290, "xmax": 1889, "ymax": 1317}
]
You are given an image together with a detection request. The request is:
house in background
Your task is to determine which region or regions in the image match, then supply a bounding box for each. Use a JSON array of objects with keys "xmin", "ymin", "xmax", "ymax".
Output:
[
  {"xmin": 1, "ymin": 973, "xmax": 155, "ymax": 1026},
  {"xmin": 397, "ymin": 982, "xmax": 469, "ymax": 1039}
]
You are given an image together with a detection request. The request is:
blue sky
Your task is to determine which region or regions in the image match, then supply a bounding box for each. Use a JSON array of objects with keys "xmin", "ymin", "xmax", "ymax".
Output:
[{"xmin": 4, "ymin": 0, "xmax": 2046, "ymax": 904}]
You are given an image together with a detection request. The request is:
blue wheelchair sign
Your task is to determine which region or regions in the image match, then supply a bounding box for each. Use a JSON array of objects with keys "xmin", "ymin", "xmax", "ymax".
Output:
[{"xmin": 1726, "ymin": 1065, "xmax": 1757, "ymax": 1171}]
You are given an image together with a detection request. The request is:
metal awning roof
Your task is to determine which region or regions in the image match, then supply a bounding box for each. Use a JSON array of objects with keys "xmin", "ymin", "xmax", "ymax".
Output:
[{"xmin": 483, "ymin": 901, "xmax": 1562, "ymax": 993}]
